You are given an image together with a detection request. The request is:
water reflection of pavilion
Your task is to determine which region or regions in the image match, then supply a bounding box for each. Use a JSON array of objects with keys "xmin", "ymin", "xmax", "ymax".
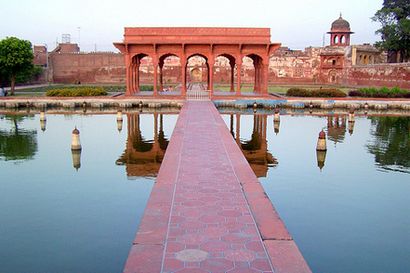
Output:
[
  {"xmin": 227, "ymin": 114, "xmax": 277, "ymax": 177},
  {"xmin": 116, "ymin": 113, "xmax": 169, "ymax": 178},
  {"xmin": 327, "ymin": 115, "xmax": 347, "ymax": 144}
]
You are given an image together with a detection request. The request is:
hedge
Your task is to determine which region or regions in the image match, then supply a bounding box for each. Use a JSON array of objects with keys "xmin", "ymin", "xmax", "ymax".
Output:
[
  {"xmin": 348, "ymin": 87, "xmax": 410, "ymax": 98},
  {"xmin": 140, "ymin": 85, "xmax": 154, "ymax": 91},
  {"xmin": 46, "ymin": 87, "xmax": 107, "ymax": 97},
  {"xmin": 287, "ymin": 87, "xmax": 347, "ymax": 97}
]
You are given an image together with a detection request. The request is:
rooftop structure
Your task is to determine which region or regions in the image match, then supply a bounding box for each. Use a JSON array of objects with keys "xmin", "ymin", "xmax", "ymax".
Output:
[
  {"xmin": 328, "ymin": 14, "xmax": 354, "ymax": 46},
  {"xmin": 114, "ymin": 27, "xmax": 281, "ymax": 96}
]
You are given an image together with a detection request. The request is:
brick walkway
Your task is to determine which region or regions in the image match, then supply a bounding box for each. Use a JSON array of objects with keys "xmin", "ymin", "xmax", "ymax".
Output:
[{"xmin": 124, "ymin": 101, "xmax": 311, "ymax": 273}]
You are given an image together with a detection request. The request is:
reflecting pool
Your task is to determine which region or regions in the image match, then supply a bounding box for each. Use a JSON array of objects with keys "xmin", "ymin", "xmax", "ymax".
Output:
[
  {"xmin": 221, "ymin": 111, "xmax": 410, "ymax": 273},
  {"xmin": 1, "ymin": 109, "xmax": 409, "ymax": 273},
  {"xmin": 0, "ymin": 112, "xmax": 178, "ymax": 273}
]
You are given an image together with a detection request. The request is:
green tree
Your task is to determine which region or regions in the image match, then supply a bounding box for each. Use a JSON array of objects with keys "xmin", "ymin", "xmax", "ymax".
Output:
[
  {"xmin": 367, "ymin": 116, "xmax": 410, "ymax": 173},
  {"xmin": 373, "ymin": 0, "xmax": 410, "ymax": 62},
  {"xmin": 0, "ymin": 115, "xmax": 38, "ymax": 161},
  {"xmin": 0, "ymin": 37, "xmax": 34, "ymax": 95},
  {"xmin": 16, "ymin": 64, "xmax": 43, "ymax": 84}
]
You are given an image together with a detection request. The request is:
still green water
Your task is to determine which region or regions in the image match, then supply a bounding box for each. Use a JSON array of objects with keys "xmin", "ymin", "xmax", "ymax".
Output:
[
  {"xmin": 221, "ymin": 112, "xmax": 410, "ymax": 273},
  {"xmin": 1, "ymin": 110, "xmax": 409, "ymax": 273},
  {"xmin": 0, "ymin": 112, "xmax": 178, "ymax": 273}
]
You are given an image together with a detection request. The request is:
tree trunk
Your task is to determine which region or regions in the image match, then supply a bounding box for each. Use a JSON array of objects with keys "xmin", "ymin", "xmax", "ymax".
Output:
[
  {"xmin": 403, "ymin": 49, "xmax": 410, "ymax": 63},
  {"xmin": 10, "ymin": 75, "xmax": 16, "ymax": 96},
  {"xmin": 13, "ymin": 118, "xmax": 18, "ymax": 132}
]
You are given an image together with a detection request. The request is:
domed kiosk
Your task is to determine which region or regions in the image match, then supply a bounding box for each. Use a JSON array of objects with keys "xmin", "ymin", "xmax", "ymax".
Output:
[{"xmin": 328, "ymin": 14, "xmax": 354, "ymax": 46}]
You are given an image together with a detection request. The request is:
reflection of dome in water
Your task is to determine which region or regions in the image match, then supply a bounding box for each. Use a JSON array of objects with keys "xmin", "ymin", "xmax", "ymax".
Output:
[{"xmin": 331, "ymin": 15, "xmax": 351, "ymax": 31}]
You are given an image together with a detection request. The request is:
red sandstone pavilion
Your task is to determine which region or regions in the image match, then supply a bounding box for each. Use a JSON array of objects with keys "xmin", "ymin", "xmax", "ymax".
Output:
[{"xmin": 114, "ymin": 27, "xmax": 281, "ymax": 97}]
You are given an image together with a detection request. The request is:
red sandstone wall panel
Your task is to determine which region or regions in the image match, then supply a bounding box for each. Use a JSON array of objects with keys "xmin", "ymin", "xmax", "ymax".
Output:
[
  {"xmin": 213, "ymin": 45, "xmax": 241, "ymax": 57},
  {"xmin": 241, "ymin": 45, "xmax": 269, "ymax": 58},
  {"xmin": 345, "ymin": 64, "xmax": 410, "ymax": 89},
  {"xmin": 47, "ymin": 49, "xmax": 409, "ymax": 88},
  {"xmin": 129, "ymin": 45, "xmax": 155, "ymax": 56},
  {"xmin": 185, "ymin": 45, "xmax": 211, "ymax": 58},
  {"xmin": 51, "ymin": 53, "xmax": 125, "ymax": 84},
  {"xmin": 156, "ymin": 45, "xmax": 183, "ymax": 58}
]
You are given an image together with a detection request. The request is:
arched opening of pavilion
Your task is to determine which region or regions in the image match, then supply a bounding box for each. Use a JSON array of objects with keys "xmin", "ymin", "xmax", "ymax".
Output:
[
  {"xmin": 114, "ymin": 27, "xmax": 281, "ymax": 97},
  {"xmin": 130, "ymin": 54, "xmax": 155, "ymax": 94},
  {"xmin": 241, "ymin": 54, "xmax": 264, "ymax": 94},
  {"xmin": 158, "ymin": 54, "xmax": 182, "ymax": 94},
  {"xmin": 213, "ymin": 54, "xmax": 236, "ymax": 93},
  {"xmin": 186, "ymin": 54, "xmax": 209, "ymax": 90}
]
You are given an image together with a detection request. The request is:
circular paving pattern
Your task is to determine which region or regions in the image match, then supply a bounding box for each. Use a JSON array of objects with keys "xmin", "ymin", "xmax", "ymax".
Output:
[{"xmin": 175, "ymin": 249, "xmax": 209, "ymax": 262}]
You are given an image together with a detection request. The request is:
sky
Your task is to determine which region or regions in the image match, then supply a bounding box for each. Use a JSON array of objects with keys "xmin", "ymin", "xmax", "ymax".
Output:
[{"xmin": 1, "ymin": 0, "xmax": 383, "ymax": 52}]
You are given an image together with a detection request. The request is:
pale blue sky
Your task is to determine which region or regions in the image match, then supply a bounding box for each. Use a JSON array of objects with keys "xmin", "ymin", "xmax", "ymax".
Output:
[{"xmin": 1, "ymin": 0, "xmax": 383, "ymax": 52}]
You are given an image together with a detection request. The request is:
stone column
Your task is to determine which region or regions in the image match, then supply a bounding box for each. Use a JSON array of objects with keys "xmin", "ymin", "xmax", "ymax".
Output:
[
  {"xmin": 236, "ymin": 60, "xmax": 242, "ymax": 96},
  {"xmin": 209, "ymin": 61, "xmax": 214, "ymax": 96},
  {"xmin": 130, "ymin": 63, "xmax": 133, "ymax": 94},
  {"xmin": 230, "ymin": 62, "xmax": 235, "ymax": 92},
  {"xmin": 258, "ymin": 63, "xmax": 262, "ymax": 93},
  {"xmin": 125, "ymin": 55, "xmax": 131, "ymax": 96},
  {"xmin": 136, "ymin": 58, "xmax": 141, "ymax": 92},
  {"xmin": 181, "ymin": 59, "xmax": 187, "ymax": 96},
  {"xmin": 131, "ymin": 63, "xmax": 135, "ymax": 94},
  {"xmin": 206, "ymin": 62, "xmax": 210, "ymax": 90},
  {"xmin": 254, "ymin": 59, "xmax": 259, "ymax": 93},
  {"xmin": 153, "ymin": 57, "xmax": 158, "ymax": 96},
  {"xmin": 159, "ymin": 60, "xmax": 164, "ymax": 92}
]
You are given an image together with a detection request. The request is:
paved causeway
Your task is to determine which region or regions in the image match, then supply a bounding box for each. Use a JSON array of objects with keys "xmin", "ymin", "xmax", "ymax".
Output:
[{"xmin": 124, "ymin": 101, "xmax": 311, "ymax": 273}]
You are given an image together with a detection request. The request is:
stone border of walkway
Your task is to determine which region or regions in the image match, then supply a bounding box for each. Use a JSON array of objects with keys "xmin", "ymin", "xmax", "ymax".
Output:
[
  {"xmin": 208, "ymin": 102, "xmax": 312, "ymax": 273},
  {"xmin": 123, "ymin": 102, "xmax": 312, "ymax": 273},
  {"xmin": 123, "ymin": 105, "xmax": 187, "ymax": 272}
]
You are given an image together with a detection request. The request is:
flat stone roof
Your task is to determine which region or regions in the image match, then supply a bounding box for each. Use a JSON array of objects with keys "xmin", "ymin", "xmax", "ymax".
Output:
[{"xmin": 123, "ymin": 27, "xmax": 272, "ymax": 44}]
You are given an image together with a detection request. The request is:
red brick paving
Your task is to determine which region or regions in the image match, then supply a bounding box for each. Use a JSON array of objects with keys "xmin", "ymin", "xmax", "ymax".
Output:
[{"xmin": 123, "ymin": 101, "xmax": 311, "ymax": 273}]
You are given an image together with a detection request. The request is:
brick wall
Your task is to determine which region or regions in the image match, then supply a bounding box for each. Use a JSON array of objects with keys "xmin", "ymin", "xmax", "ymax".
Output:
[
  {"xmin": 344, "ymin": 63, "xmax": 410, "ymax": 89},
  {"xmin": 44, "ymin": 51, "xmax": 410, "ymax": 89},
  {"xmin": 49, "ymin": 52, "xmax": 126, "ymax": 84}
]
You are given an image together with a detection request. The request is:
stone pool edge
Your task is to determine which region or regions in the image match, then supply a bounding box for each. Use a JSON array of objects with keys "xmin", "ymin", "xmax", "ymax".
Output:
[
  {"xmin": 1, "ymin": 96, "xmax": 410, "ymax": 111},
  {"xmin": 209, "ymin": 101, "xmax": 312, "ymax": 273}
]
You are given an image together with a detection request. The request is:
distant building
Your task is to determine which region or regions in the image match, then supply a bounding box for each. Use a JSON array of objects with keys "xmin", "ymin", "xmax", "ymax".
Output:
[
  {"xmin": 32, "ymin": 15, "xmax": 409, "ymax": 89},
  {"xmin": 328, "ymin": 14, "xmax": 354, "ymax": 46}
]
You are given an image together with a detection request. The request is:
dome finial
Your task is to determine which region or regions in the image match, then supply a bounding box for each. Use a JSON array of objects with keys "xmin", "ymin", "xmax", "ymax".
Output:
[{"xmin": 340, "ymin": 12, "xmax": 342, "ymax": 18}]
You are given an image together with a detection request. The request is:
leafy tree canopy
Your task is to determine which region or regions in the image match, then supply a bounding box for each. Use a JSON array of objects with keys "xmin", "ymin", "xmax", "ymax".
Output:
[
  {"xmin": 367, "ymin": 116, "xmax": 410, "ymax": 174},
  {"xmin": 0, "ymin": 37, "xmax": 34, "ymax": 94},
  {"xmin": 0, "ymin": 115, "xmax": 38, "ymax": 162},
  {"xmin": 373, "ymin": 0, "xmax": 410, "ymax": 62}
]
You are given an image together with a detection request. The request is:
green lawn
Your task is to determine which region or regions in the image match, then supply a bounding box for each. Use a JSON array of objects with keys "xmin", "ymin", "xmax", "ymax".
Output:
[
  {"xmin": 10, "ymin": 84, "xmax": 126, "ymax": 97},
  {"xmin": 214, "ymin": 84, "xmax": 255, "ymax": 92},
  {"xmin": 268, "ymin": 84, "xmax": 352, "ymax": 95},
  {"xmin": 214, "ymin": 84, "xmax": 351, "ymax": 94},
  {"xmin": 7, "ymin": 83, "xmax": 354, "ymax": 97}
]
